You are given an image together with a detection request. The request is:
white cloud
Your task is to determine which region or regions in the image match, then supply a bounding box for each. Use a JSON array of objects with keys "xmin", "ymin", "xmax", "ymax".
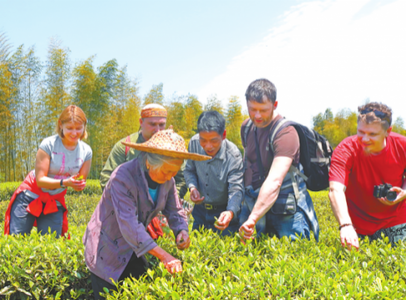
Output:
[{"xmin": 197, "ymin": 0, "xmax": 406, "ymax": 127}]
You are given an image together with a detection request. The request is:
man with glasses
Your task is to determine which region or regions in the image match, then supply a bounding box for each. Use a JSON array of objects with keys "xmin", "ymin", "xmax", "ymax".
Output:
[{"xmin": 329, "ymin": 102, "xmax": 406, "ymax": 249}]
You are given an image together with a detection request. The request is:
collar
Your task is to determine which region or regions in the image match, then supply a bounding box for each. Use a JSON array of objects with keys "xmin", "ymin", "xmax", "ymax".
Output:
[{"xmin": 137, "ymin": 131, "xmax": 146, "ymax": 143}]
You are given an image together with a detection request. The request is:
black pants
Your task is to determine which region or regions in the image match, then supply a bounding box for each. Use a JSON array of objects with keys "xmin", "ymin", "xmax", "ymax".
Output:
[{"xmin": 91, "ymin": 252, "xmax": 148, "ymax": 299}]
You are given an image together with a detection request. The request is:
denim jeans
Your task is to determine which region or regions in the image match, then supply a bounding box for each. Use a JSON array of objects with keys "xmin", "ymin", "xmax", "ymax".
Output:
[
  {"xmin": 192, "ymin": 203, "xmax": 239, "ymax": 236},
  {"xmin": 358, "ymin": 222, "xmax": 406, "ymax": 246},
  {"xmin": 239, "ymin": 170, "xmax": 319, "ymax": 241},
  {"xmin": 9, "ymin": 191, "xmax": 64, "ymax": 237}
]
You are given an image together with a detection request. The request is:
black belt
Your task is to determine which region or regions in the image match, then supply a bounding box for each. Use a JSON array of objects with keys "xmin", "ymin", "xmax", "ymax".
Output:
[{"xmin": 203, "ymin": 203, "xmax": 227, "ymax": 211}]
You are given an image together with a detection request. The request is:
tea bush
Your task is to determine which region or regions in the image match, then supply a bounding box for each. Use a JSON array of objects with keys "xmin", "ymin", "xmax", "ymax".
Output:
[
  {"xmin": 0, "ymin": 180, "xmax": 102, "ymax": 202},
  {"xmin": 1, "ymin": 190, "xmax": 406, "ymax": 299}
]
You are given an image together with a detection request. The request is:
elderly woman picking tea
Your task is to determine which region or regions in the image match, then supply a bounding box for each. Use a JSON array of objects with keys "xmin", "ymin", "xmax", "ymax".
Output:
[{"xmin": 83, "ymin": 129, "xmax": 210, "ymax": 299}]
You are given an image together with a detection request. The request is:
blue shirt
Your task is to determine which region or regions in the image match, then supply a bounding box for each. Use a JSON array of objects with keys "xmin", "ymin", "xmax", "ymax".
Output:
[{"xmin": 149, "ymin": 187, "xmax": 158, "ymax": 204}]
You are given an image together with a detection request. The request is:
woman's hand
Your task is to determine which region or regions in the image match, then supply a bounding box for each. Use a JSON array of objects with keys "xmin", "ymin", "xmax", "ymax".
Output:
[
  {"xmin": 176, "ymin": 230, "xmax": 190, "ymax": 250},
  {"xmin": 162, "ymin": 254, "xmax": 183, "ymax": 274},
  {"xmin": 64, "ymin": 175, "xmax": 86, "ymax": 191},
  {"xmin": 149, "ymin": 246, "xmax": 183, "ymax": 274}
]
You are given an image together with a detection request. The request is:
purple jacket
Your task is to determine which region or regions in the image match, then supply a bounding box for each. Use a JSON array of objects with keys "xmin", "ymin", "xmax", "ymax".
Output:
[{"xmin": 83, "ymin": 158, "xmax": 188, "ymax": 282}]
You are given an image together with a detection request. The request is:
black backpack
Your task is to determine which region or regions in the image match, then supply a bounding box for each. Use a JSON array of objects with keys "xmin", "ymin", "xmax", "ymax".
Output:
[{"xmin": 242, "ymin": 118, "xmax": 333, "ymax": 191}]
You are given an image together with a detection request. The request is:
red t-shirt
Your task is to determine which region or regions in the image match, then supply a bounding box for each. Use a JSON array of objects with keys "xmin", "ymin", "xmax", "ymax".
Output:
[{"xmin": 329, "ymin": 132, "xmax": 406, "ymax": 235}]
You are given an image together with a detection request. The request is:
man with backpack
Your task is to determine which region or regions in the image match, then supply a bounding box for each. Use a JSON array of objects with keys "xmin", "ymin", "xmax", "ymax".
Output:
[
  {"xmin": 329, "ymin": 103, "xmax": 406, "ymax": 249},
  {"xmin": 239, "ymin": 78, "xmax": 320, "ymax": 241}
]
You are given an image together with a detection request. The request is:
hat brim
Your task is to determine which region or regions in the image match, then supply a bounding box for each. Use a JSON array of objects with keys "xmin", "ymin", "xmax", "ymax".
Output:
[{"xmin": 122, "ymin": 141, "xmax": 211, "ymax": 161}]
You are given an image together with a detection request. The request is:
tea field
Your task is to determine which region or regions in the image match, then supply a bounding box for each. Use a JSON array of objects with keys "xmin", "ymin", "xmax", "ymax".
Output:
[{"xmin": 1, "ymin": 181, "xmax": 406, "ymax": 299}]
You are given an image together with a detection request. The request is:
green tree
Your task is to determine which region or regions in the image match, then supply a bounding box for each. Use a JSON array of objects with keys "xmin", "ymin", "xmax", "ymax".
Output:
[
  {"xmin": 0, "ymin": 61, "xmax": 16, "ymax": 181},
  {"xmin": 225, "ymin": 96, "xmax": 244, "ymax": 153},
  {"xmin": 8, "ymin": 46, "xmax": 43, "ymax": 179},
  {"xmin": 392, "ymin": 117, "xmax": 406, "ymax": 136},
  {"xmin": 165, "ymin": 94, "xmax": 186, "ymax": 136},
  {"xmin": 0, "ymin": 32, "xmax": 12, "ymax": 63},
  {"xmin": 184, "ymin": 95, "xmax": 203, "ymax": 142},
  {"xmin": 41, "ymin": 39, "xmax": 71, "ymax": 135},
  {"xmin": 143, "ymin": 83, "xmax": 164, "ymax": 105},
  {"xmin": 204, "ymin": 94, "xmax": 223, "ymax": 114}
]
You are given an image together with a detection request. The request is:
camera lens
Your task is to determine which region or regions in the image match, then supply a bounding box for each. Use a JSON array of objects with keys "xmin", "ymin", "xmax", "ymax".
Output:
[{"xmin": 387, "ymin": 191, "xmax": 397, "ymax": 201}]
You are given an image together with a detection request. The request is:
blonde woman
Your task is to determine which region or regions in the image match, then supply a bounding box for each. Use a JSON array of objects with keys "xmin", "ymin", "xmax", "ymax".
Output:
[{"xmin": 4, "ymin": 105, "xmax": 92, "ymax": 237}]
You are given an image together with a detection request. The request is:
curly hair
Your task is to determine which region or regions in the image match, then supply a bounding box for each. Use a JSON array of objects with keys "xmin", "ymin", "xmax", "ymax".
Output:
[{"xmin": 357, "ymin": 102, "xmax": 392, "ymax": 130}]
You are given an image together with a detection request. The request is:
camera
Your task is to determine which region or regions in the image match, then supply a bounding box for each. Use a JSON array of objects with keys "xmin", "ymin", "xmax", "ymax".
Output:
[{"xmin": 373, "ymin": 183, "xmax": 397, "ymax": 201}]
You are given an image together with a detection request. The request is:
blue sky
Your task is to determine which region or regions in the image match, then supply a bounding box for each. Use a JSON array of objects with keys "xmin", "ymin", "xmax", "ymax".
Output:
[{"xmin": 1, "ymin": 0, "xmax": 405, "ymax": 127}]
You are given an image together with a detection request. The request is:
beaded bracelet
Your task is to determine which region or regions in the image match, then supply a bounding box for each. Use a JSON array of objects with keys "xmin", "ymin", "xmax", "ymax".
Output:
[{"xmin": 339, "ymin": 223, "xmax": 353, "ymax": 230}]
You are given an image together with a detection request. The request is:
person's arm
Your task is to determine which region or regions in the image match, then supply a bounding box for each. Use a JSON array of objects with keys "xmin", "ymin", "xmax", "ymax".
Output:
[
  {"xmin": 35, "ymin": 149, "xmax": 85, "ymax": 191},
  {"xmin": 216, "ymin": 151, "xmax": 244, "ymax": 230},
  {"xmin": 183, "ymin": 140, "xmax": 204, "ymax": 204},
  {"xmin": 99, "ymin": 140, "xmax": 126, "ymax": 190},
  {"xmin": 162, "ymin": 182, "xmax": 189, "ymax": 231},
  {"xmin": 329, "ymin": 181, "xmax": 359, "ymax": 250},
  {"xmin": 239, "ymin": 156, "xmax": 293, "ymax": 237},
  {"xmin": 174, "ymin": 161, "xmax": 188, "ymax": 199},
  {"xmin": 148, "ymin": 246, "xmax": 183, "ymax": 274}
]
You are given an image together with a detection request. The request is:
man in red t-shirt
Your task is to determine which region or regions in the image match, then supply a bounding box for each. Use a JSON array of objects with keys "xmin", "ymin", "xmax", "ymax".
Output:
[{"xmin": 329, "ymin": 102, "xmax": 406, "ymax": 249}]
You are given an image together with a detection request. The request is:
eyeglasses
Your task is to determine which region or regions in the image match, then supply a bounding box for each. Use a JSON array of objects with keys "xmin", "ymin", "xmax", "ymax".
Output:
[{"xmin": 360, "ymin": 109, "xmax": 391, "ymax": 126}]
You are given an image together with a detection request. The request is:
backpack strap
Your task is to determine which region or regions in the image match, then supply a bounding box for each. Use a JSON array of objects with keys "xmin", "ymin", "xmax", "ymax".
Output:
[
  {"xmin": 124, "ymin": 135, "xmax": 131, "ymax": 159},
  {"xmin": 268, "ymin": 118, "xmax": 305, "ymax": 199},
  {"xmin": 242, "ymin": 119, "xmax": 253, "ymax": 175},
  {"xmin": 242, "ymin": 119, "xmax": 253, "ymax": 148}
]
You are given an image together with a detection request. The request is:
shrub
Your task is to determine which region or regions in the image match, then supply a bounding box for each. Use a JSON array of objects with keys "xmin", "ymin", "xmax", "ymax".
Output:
[
  {"xmin": 1, "ymin": 191, "xmax": 406, "ymax": 299},
  {"xmin": 0, "ymin": 180, "xmax": 102, "ymax": 202},
  {"xmin": 0, "ymin": 226, "xmax": 92, "ymax": 299}
]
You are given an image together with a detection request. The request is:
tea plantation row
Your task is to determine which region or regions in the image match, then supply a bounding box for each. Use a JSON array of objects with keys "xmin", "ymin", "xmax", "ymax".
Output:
[{"xmin": 0, "ymin": 183, "xmax": 405, "ymax": 299}]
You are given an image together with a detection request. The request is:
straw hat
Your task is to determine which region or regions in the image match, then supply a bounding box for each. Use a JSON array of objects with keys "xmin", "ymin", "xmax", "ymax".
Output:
[{"xmin": 122, "ymin": 129, "xmax": 211, "ymax": 161}]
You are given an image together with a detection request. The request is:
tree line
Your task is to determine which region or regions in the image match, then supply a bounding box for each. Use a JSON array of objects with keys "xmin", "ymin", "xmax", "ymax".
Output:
[
  {"xmin": 1, "ymin": 33, "xmax": 405, "ymax": 182},
  {"xmin": 0, "ymin": 35, "xmax": 247, "ymax": 181}
]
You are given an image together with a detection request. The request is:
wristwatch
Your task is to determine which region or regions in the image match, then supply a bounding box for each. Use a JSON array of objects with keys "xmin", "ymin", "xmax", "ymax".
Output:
[{"xmin": 60, "ymin": 179, "xmax": 66, "ymax": 188}]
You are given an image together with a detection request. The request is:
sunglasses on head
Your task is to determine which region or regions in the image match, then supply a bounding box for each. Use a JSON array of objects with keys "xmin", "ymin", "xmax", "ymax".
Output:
[{"xmin": 360, "ymin": 109, "xmax": 391, "ymax": 125}]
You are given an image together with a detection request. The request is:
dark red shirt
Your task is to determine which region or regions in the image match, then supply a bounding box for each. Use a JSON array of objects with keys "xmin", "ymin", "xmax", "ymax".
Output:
[
  {"xmin": 329, "ymin": 132, "xmax": 406, "ymax": 235},
  {"xmin": 241, "ymin": 115, "xmax": 300, "ymax": 190}
]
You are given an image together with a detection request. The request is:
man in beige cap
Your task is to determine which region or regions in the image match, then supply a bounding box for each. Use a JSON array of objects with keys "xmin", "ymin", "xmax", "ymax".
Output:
[{"xmin": 100, "ymin": 104, "xmax": 187, "ymax": 198}]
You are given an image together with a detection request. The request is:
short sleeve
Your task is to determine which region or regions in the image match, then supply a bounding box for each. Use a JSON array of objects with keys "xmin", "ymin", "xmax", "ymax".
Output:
[
  {"xmin": 329, "ymin": 137, "xmax": 355, "ymax": 187},
  {"xmin": 83, "ymin": 142, "xmax": 93, "ymax": 161},
  {"xmin": 273, "ymin": 126, "xmax": 300, "ymax": 160},
  {"xmin": 39, "ymin": 136, "xmax": 56, "ymax": 156}
]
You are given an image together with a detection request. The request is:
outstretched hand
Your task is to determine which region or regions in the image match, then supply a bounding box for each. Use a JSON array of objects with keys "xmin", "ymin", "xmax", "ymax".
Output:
[
  {"xmin": 239, "ymin": 218, "xmax": 256, "ymax": 243},
  {"xmin": 214, "ymin": 211, "xmax": 234, "ymax": 231},
  {"xmin": 340, "ymin": 225, "xmax": 359, "ymax": 251}
]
